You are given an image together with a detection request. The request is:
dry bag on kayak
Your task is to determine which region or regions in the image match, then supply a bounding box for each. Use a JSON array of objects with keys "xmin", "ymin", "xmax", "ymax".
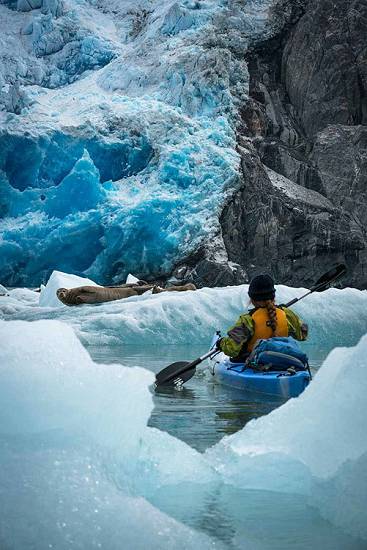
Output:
[{"xmin": 247, "ymin": 337, "xmax": 308, "ymax": 371}]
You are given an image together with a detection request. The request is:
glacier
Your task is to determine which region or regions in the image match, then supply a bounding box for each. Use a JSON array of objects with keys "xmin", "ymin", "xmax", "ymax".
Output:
[
  {"xmin": 1, "ymin": 280, "xmax": 367, "ymax": 547},
  {"xmin": 0, "ymin": 0, "xmax": 267, "ymax": 286}
]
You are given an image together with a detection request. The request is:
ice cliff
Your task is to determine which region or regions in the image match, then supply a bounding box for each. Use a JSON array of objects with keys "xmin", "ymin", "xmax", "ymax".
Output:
[
  {"xmin": 0, "ymin": 0, "xmax": 243, "ymax": 286},
  {"xmin": 0, "ymin": 0, "xmax": 366, "ymax": 287}
]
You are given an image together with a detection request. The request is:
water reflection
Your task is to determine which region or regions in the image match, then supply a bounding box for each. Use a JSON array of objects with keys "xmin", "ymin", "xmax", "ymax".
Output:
[
  {"xmin": 148, "ymin": 482, "xmax": 362, "ymax": 550},
  {"xmin": 154, "ymin": 385, "xmax": 196, "ymax": 399},
  {"xmin": 87, "ymin": 343, "xmax": 326, "ymax": 453}
]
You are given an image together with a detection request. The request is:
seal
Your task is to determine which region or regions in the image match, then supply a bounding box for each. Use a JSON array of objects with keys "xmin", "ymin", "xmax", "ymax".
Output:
[{"xmin": 56, "ymin": 282, "xmax": 196, "ymax": 306}]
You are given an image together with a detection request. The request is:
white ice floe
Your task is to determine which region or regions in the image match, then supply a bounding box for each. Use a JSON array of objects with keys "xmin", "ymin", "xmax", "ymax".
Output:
[
  {"xmin": 126, "ymin": 273, "xmax": 141, "ymax": 284},
  {"xmin": 2, "ymin": 271, "xmax": 367, "ymax": 351},
  {"xmin": 39, "ymin": 270, "xmax": 100, "ymax": 308}
]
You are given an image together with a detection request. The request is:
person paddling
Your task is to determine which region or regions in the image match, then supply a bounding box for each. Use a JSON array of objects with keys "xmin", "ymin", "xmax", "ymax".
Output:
[{"xmin": 216, "ymin": 274, "xmax": 308, "ymax": 362}]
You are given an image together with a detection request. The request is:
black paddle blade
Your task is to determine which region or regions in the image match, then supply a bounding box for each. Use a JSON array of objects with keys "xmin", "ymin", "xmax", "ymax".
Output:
[
  {"xmin": 155, "ymin": 361, "xmax": 196, "ymax": 388},
  {"xmin": 312, "ymin": 264, "xmax": 347, "ymax": 292}
]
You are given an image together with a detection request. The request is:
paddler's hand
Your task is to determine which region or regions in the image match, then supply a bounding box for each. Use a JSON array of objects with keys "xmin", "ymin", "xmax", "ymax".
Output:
[
  {"xmin": 301, "ymin": 322, "xmax": 308, "ymax": 340},
  {"xmin": 215, "ymin": 338, "xmax": 223, "ymax": 351}
]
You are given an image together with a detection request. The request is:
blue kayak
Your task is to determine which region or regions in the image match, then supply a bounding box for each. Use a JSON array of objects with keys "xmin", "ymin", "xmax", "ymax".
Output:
[{"xmin": 209, "ymin": 355, "xmax": 311, "ymax": 398}]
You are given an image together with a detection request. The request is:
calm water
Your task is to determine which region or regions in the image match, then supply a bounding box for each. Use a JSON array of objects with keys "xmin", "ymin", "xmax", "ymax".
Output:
[
  {"xmin": 88, "ymin": 342, "xmax": 326, "ymax": 453},
  {"xmin": 84, "ymin": 343, "xmax": 366, "ymax": 549}
]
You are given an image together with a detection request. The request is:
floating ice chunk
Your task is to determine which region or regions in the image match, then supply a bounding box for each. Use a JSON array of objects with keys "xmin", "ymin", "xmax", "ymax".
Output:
[
  {"xmin": 5, "ymin": 281, "xmax": 367, "ymax": 352},
  {"xmin": 8, "ymin": 287, "xmax": 39, "ymax": 303},
  {"xmin": 313, "ymin": 452, "xmax": 367, "ymax": 541},
  {"xmin": 207, "ymin": 333, "xmax": 367, "ymax": 539},
  {"xmin": 0, "ymin": 452, "xmax": 220, "ymax": 550},
  {"xmin": 0, "ymin": 457, "xmax": 220, "ymax": 550},
  {"xmin": 126, "ymin": 273, "xmax": 140, "ymax": 284},
  {"xmin": 0, "ymin": 283, "xmax": 7, "ymax": 294},
  {"xmin": 0, "ymin": 319, "xmax": 153, "ymax": 447},
  {"xmin": 39, "ymin": 269, "xmax": 99, "ymax": 307},
  {"xmin": 0, "ymin": 319, "xmax": 218, "ymax": 549},
  {"xmin": 0, "ymin": 287, "xmax": 39, "ymax": 317},
  {"xmin": 0, "ymin": 318, "xmax": 213, "ymax": 477}
]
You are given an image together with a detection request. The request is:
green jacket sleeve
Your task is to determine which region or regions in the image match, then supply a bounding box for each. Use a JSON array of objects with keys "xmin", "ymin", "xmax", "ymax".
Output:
[
  {"xmin": 219, "ymin": 314, "xmax": 254, "ymax": 357},
  {"xmin": 282, "ymin": 307, "xmax": 308, "ymax": 341}
]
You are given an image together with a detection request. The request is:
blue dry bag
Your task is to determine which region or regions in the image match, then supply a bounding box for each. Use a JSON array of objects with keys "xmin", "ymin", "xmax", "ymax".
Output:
[{"xmin": 248, "ymin": 337, "xmax": 309, "ymax": 371}]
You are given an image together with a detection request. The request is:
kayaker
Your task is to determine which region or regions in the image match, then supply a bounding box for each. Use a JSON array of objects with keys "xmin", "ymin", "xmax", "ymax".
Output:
[{"xmin": 216, "ymin": 274, "xmax": 308, "ymax": 362}]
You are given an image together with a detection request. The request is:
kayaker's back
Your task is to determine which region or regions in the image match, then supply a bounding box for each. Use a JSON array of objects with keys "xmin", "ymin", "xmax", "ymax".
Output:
[{"xmin": 216, "ymin": 274, "xmax": 308, "ymax": 362}]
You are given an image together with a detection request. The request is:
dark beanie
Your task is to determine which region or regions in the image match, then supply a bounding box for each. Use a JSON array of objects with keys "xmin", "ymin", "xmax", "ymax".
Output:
[{"xmin": 248, "ymin": 274, "xmax": 275, "ymax": 300}]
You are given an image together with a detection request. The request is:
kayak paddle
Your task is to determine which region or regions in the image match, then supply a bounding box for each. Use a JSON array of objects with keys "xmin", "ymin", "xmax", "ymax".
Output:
[
  {"xmin": 284, "ymin": 264, "xmax": 347, "ymax": 307},
  {"xmin": 154, "ymin": 264, "xmax": 347, "ymax": 388},
  {"xmin": 155, "ymin": 350, "xmax": 216, "ymax": 388}
]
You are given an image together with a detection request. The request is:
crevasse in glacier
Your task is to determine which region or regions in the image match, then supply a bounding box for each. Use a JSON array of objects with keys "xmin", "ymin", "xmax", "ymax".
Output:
[{"xmin": 0, "ymin": 0, "xmax": 271, "ymax": 286}]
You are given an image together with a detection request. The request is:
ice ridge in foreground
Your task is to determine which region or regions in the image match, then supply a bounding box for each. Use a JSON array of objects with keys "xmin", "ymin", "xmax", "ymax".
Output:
[
  {"xmin": 0, "ymin": 319, "xmax": 219, "ymax": 549},
  {"xmin": 0, "ymin": 317, "xmax": 366, "ymax": 547}
]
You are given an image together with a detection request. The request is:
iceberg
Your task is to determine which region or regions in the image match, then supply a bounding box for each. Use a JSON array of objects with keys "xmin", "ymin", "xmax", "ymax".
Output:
[
  {"xmin": 3, "ymin": 272, "xmax": 367, "ymax": 351},
  {"xmin": 0, "ymin": 319, "xmax": 218, "ymax": 549},
  {"xmin": 39, "ymin": 269, "xmax": 99, "ymax": 308},
  {"xmin": 313, "ymin": 452, "xmax": 367, "ymax": 542},
  {"xmin": 126, "ymin": 272, "xmax": 141, "ymax": 284},
  {"xmin": 206, "ymin": 333, "xmax": 367, "ymax": 541},
  {"xmin": 0, "ymin": 286, "xmax": 39, "ymax": 315}
]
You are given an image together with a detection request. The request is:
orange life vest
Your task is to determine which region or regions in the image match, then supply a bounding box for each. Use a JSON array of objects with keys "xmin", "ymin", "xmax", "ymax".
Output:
[{"xmin": 247, "ymin": 307, "xmax": 288, "ymax": 351}]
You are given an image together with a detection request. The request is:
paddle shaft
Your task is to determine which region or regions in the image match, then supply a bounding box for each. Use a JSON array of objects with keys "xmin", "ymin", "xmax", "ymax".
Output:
[{"xmin": 284, "ymin": 289, "xmax": 313, "ymax": 308}]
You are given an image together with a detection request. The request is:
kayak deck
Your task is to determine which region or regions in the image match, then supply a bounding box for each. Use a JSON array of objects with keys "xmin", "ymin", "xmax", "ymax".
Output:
[{"xmin": 210, "ymin": 356, "xmax": 310, "ymax": 398}]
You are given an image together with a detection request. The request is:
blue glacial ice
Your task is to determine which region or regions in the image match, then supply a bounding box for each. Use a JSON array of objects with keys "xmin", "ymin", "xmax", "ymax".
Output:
[
  {"xmin": 1, "ymin": 285, "xmax": 367, "ymax": 547},
  {"xmin": 0, "ymin": 0, "xmax": 272, "ymax": 286},
  {"xmin": 0, "ymin": 96, "xmax": 239, "ymax": 285}
]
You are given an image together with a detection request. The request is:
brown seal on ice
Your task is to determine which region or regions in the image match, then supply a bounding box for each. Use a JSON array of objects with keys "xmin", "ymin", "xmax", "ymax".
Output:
[{"xmin": 56, "ymin": 282, "xmax": 196, "ymax": 306}]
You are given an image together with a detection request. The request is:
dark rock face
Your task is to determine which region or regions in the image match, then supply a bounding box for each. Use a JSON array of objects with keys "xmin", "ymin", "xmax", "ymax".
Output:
[
  {"xmin": 221, "ymin": 142, "xmax": 365, "ymax": 289},
  {"xmin": 175, "ymin": 0, "xmax": 367, "ymax": 289},
  {"xmin": 167, "ymin": 241, "xmax": 249, "ymax": 289},
  {"xmin": 217, "ymin": 0, "xmax": 367, "ymax": 289},
  {"xmin": 282, "ymin": 0, "xmax": 367, "ymax": 137}
]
